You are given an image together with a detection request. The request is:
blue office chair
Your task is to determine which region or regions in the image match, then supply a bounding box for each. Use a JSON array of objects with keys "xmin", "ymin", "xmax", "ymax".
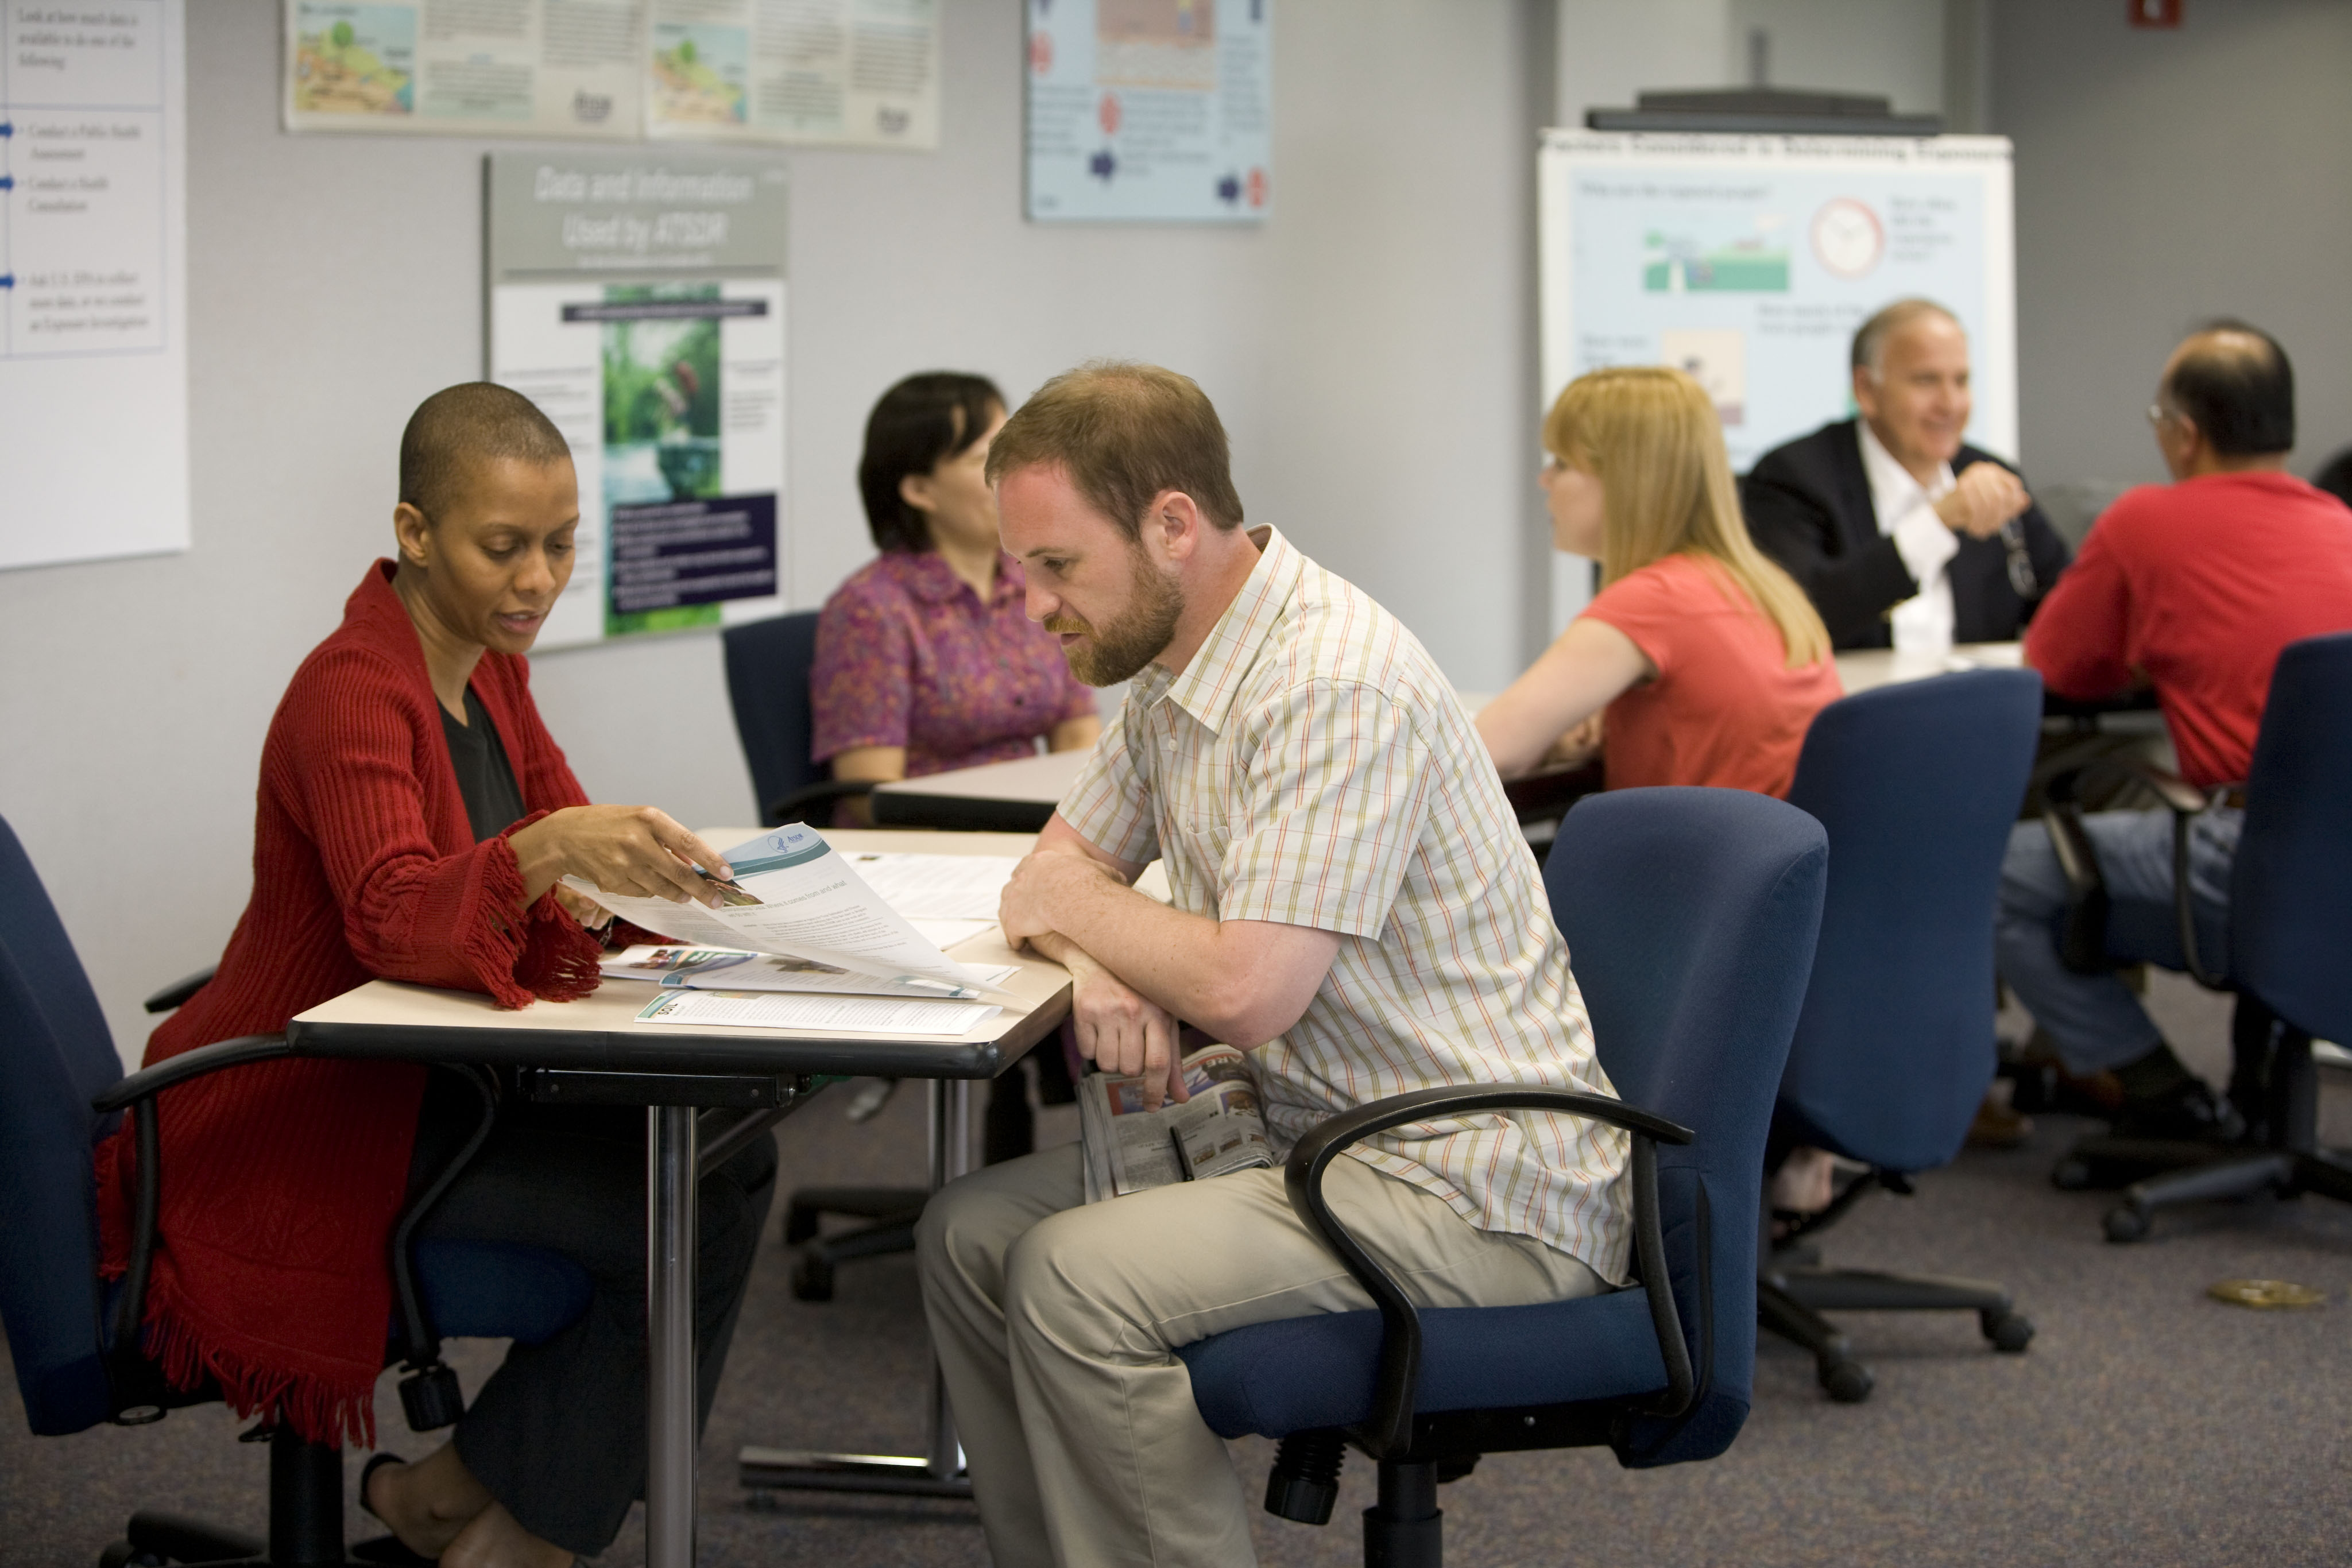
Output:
[
  {"xmin": 721, "ymin": 611, "xmax": 1053, "ymax": 1294},
  {"xmin": 721, "ymin": 611, "xmax": 878, "ymax": 828},
  {"xmin": 1760, "ymin": 669, "xmax": 2044, "ymax": 1403},
  {"xmin": 1177, "ymin": 788, "xmax": 1828, "ymax": 1566},
  {"xmin": 2052, "ymin": 632, "xmax": 2352, "ymax": 1241},
  {"xmin": 0, "ymin": 814, "xmax": 592, "ymax": 1566}
]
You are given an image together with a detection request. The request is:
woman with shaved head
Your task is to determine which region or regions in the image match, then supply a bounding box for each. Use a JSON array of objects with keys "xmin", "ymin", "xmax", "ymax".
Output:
[{"xmin": 94, "ymin": 384, "xmax": 777, "ymax": 1567}]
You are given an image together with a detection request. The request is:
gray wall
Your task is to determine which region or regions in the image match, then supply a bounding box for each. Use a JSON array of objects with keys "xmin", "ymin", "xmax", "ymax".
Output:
[
  {"xmin": 0, "ymin": 0, "xmax": 1553, "ymax": 1066},
  {"xmin": 1995, "ymin": 0, "xmax": 2352, "ymax": 492}
]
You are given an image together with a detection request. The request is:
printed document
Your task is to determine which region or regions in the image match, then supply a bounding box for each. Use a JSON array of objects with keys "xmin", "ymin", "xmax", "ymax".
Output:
[
  {"xmin": 601, "ymin": 944, "xmax": 1015, "ymax": 998},
  {"xmin": 564, "ymin": 825, "xmax": 1016, "ymax": 998},
  {"xmin": 636, "ymin": 990, "xmax": 995, "ymax": 1035}
]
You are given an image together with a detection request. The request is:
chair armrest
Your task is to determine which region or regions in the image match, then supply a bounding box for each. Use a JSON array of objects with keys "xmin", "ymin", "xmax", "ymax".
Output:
[
  {"xmin": 142, "ymin": 965, "xmax": 216, "ymax": 1014},
  {"xmin": 1282, "ymin": 1085, "xmax": 1696, "ymax": 1459},
  {"xmin": 2128, "ymin": 762, "xmax": 2208, "ymax": 819},
  {"xmin": 89, "ymin": 1033, "xmax": 292, "ymax": 1402},
  {"xmin": 92, "ymin": 1034, "xmax": 295, "ymax": 1114},
  {"xmin": 768, "ymin": 779, "xmax": 875, "ymax": 827}
]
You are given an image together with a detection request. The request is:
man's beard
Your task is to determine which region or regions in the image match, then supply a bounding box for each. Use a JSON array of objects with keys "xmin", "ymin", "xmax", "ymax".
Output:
[{"xmin": 1047, "ymin": 547, "xmax": 1185, "ymax": 687}]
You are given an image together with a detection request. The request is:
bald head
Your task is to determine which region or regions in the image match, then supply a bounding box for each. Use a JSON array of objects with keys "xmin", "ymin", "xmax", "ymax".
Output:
[
  {"xmin": 400, "ymin": 382, "xmax": 573, "ymax": 520},
  {"xmin": 2157, "ymin": 323, "xmax": 2295, "ymax": 462},
  {"xmin": 1851, "ymin": 299, "xmax": 1962, "ymax": 377}
]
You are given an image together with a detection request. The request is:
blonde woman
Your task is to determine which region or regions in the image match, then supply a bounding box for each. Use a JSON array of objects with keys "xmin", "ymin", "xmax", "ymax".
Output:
[{"xmin": 1479, "ymin": 366, "xmax": 1843, "ymax": 799}]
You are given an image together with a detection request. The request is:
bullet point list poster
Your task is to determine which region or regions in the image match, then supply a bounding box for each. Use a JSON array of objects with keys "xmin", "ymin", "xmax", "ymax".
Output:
[{"xmin": 0, "ymin": 0, "xmax": 190, "ymax": 572}]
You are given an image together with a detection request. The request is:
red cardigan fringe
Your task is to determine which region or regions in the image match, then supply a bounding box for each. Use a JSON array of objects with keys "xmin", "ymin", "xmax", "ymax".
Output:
[{"xmin": 95, "ymin": 561, "xmax": 606, "ymax": 1447}]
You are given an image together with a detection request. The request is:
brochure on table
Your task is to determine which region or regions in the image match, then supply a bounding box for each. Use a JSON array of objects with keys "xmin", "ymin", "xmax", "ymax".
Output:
[
  {"xmin": 565, "ymin": 825, "xmax": 1022, "ymax": 1002},
  {"xmin": 485, "ymin": 149, "xmax": 787, "ymax": 649}
]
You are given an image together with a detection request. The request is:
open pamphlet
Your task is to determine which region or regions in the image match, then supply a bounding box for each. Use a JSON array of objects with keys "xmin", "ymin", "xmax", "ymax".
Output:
[
  {"xmin": 1078, "ymin": 1044, "xmax": 1274, "ymax": 1203},
  {"xmin": 563, "ymin": 826, "xmax": 1020, "ymax": 1002},
  {"xmin": 600, "ymin": 944, "xmax": 1017, "ymax": 1000},
  {"xmin": 632, "ymin": 989, "xmax": 997, "ymax": 1037}
]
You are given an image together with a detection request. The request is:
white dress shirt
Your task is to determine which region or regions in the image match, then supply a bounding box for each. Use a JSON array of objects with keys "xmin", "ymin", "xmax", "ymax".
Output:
[{"xmin": 1858, "ymin": 419, "xmax": 1959, "ymax": 654}]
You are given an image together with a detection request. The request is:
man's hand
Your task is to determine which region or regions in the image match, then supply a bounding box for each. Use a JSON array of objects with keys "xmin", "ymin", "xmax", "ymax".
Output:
[
  {"xmin": 1933, "ymin": 462, "xmax": 2031, "ymax": 541},
  {"xmin": 999, "ymin": 845, "xmax": 1121, "ymax": 952},
  {"xmin": 1062, "ymin": 947, "xmax": 1189, "ymax": 1110}
]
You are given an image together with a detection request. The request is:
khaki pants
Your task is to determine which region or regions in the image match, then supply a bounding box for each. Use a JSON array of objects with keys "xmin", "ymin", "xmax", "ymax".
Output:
[{"xmin": 915, "ymin": 1143, "xmax": 1607, "ymax": 1567}]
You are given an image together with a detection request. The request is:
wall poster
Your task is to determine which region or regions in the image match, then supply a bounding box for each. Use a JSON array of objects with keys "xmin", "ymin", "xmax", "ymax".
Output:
[
  {"xmin": 1537, "ymin": 129, "xmax": 2016, "ymax": 628},
  {"xmin": 485, "ymin": 150, "xmax": 787, "ymax": 649},
  {"xmin": 1026, "ymin": 0, "xmax": 1270, "ymax": 222},
  {"xmin": 0, "ymin": 0, "xmax": 189, "ymax": 572},
  {"xmin": 283, "ymin": 0, "xmax": 940, "ymax": 148},
  {"xmin": 645, "ymin": 0, "xmax": 939, "ymax": 150}
]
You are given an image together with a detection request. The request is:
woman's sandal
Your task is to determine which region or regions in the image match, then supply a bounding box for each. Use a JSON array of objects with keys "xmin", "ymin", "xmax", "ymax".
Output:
[{"xmin": 353, "ymin": 1454, "xmax": 438, "ymax": 1566}]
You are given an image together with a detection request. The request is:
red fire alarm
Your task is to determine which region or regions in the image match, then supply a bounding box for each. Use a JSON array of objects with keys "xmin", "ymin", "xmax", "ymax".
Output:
[{"xmin": 2129, "ymin": 0, "xmax": 2181, "ymax": 27}]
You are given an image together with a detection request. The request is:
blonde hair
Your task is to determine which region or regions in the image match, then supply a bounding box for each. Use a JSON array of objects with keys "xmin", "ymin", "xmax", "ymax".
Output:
[{"xmin": 1545, "ymin": 366, "xmax": 1831, "ymax": 669}]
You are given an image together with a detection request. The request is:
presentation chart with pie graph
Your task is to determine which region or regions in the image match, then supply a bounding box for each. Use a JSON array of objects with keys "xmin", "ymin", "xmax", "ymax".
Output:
[{"xmin": 1537, "ymin": 129, "xmax": 2015, "ymax": 629}]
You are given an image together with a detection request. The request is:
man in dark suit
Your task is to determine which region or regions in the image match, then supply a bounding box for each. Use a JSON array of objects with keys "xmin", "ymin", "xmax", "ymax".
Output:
[{"xmin": 1742, "ymin": 299, "xmax": 2071, "ymax": 651}]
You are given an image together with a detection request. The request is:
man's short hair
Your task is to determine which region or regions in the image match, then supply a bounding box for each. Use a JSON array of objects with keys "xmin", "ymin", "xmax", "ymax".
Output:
[
  {"xmin": 1851, "ymin": 299, "xmax": 1962, "ymax": 377},
  {"xmin": 984, "ymin": 361, "xmax": 1244, "ymax": 538},
  {"xmin": 2163, "ymin": 320, "xmax": 2295, "ymax": 457},
  {"xmin": 399, "ymin": 382, "xmax": 573, "ymax": 520}
]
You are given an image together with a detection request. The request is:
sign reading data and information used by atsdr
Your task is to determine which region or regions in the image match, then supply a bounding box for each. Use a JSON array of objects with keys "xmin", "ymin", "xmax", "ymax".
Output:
[
  {"xmin": 486, "ymin": 150, "xmax": 787, "ymax": 649},
  {"xmin": 1026, "ymin": 0, "xmax": 1270, "ymax": 223}
]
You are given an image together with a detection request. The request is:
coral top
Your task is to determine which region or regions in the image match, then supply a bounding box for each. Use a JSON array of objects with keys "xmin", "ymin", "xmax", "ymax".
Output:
[
  {"xmin": 95, "ymin": 560, "xmax": 605, "ymax": 1446},
  {"xmin": 1580, "ymin": 553, "xmax": 1844, "ymax": 798},
  {"xmin": 2025, "ymin": 471, "xmax": 2352, "ymax": 789},
  {"xmin": 810, "ymin": 549, "xmax": 1096, "ymax": 776}
]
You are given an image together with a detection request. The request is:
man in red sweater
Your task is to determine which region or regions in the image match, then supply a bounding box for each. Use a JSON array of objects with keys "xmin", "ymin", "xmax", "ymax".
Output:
[{"xmin": 1995, "ymin": 322, "xmax": 2352, "ymax": 1136}]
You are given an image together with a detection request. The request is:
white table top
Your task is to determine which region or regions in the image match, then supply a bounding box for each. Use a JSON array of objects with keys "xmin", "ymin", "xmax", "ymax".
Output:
[
  {"xmin": 872, "ymin": 749, "xmax": 1089, "ymax": 804},
  {"xmin": 1832, "ymin": 641, "xmax": 2025, "ymax": 695},
  {"xmin": 287, "ymin": 830, "xmax": 1070, "ymax": 1072}
]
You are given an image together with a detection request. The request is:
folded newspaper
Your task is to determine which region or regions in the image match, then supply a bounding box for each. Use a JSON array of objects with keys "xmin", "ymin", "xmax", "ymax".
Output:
[
  {"xmin": 1078, "ymin": 1044, "xmax": 1273, "ymax": 1203},
  {"xmin": 563, "ymin": 825, "xmax": 1020, "ymax": 1001}
]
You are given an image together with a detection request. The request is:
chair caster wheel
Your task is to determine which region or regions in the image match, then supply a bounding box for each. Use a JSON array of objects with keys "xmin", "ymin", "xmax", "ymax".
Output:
[
  {"xmin": 1819, "ymin": 1358, "xmax": 1874, "ymax": 1403},
  {"xmin": 791, "ymin": 1251, "xmax": 835, "ymax": 1302},
  {"xmin": 99, "ymin": 1544, "xmax": 163, "ymax": 1568},
  {"xmin": 2051, "ymin": 1156, "xmax": 2093, "ymax": 1191},
  {"xmin": 783, "ymin": 1204, "xmax": 821, "ymax": 1246},
  {"xmin": 1982, "ymin": 1309, "xmax": 2035, "ymax": 1353},
  {"xmin": 2103, "ymin": 1205, "xmax": 2150, "ymax": 1244}
]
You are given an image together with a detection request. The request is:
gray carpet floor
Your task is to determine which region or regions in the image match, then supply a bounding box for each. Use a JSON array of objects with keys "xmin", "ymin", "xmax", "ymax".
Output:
[{"xmin": 9, "ymin": 971, "xmax": 2351, "ymax": 1567}]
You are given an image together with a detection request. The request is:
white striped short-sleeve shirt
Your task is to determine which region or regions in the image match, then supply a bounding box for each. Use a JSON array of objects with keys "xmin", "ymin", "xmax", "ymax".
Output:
[{"xmin": 1059, "ymin": 527, "xmax": 1631, "ymax": 1283}]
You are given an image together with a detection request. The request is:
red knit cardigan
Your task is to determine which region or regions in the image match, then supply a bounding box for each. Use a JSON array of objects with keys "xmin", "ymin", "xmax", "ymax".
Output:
[{"xmin": 95, "ymin": 561, "xmax": 606, "ymax": 1446}]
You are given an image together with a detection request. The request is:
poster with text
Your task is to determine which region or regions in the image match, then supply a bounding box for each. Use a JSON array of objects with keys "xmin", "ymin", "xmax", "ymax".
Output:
[
  {"xmin": 284, "ymin": 0, "xmax": 642, "ymax": 138},
  {"xmin": 486, "ymin": 152, "xmax": 787, "ymax": 648},
  {"xmin": 1537, "ymin": 130, "xmax": 2015, "ymax": 628},
  {"xmin": 0, "ymin": 0, "xmax": 189, "ymax": 572},
  {"xmin": 644, "ymin": 0, "xmax": 939, "ymax": 149},
  {"xmin": 1026, "ymin": 0, "xmax": 1270, "ymax": 222}
]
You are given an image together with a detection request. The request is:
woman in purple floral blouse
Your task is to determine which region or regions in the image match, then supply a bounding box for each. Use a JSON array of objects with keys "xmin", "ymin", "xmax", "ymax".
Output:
[{"xmin": 813, "ymin": 372, "xmax": 1100, "ymax": 818}]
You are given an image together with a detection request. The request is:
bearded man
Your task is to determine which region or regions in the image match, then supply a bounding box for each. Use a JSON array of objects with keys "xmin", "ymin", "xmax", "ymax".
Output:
[{"xmin": 914, "ymin": 361, "xmax": 1631, "ymax": 1566}]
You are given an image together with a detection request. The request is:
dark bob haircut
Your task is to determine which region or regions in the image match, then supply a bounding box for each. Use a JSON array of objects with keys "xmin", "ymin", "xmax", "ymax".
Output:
[
  {"xmin": 2164, "ymin": 320, "xmax": 2295, "ymax": 458},
  {"xmin": 857, "ymin": 371, "xmax": 1006, "ymax": 553}
]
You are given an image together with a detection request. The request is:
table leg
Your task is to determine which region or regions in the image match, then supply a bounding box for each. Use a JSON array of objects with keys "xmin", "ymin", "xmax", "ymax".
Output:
[
  {"xmin": 738, "ymin": 1077, "xmax": 978, "ymax": 1499},
  {"xmin": 647, "ymin": 1105, "xmax": 699, "ymax": 1567}
]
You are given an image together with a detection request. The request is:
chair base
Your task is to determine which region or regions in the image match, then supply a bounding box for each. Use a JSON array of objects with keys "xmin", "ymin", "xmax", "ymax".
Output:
[
  {"xmin": 1260, "ymin": 1401, "xmax": 1628, "ymax": 1565},
  {"xmin": 102, "ymin": 1429, "xmax": 379, "ymax": 1566},
  {"xmin": 1759, "ymin": 1265, "xmax": 2034, "ymax": 1404},
  {"xmin": 2053, "ymin": 1005, "xmax": 2352, "ymax": 1242},
  {"xmin": 783, "ymin": 1184, "xmax": 926, "ymax": 1301}
]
